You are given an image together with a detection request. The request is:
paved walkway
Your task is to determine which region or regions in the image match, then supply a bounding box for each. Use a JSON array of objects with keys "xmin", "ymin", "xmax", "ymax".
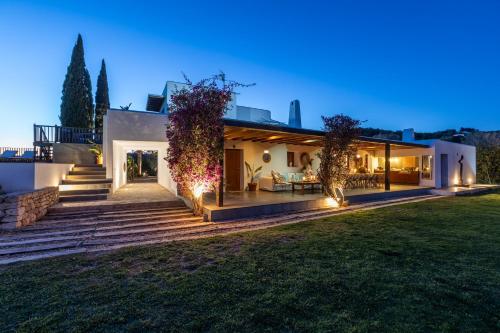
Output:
[
  {"xmin": 109, "ymin": 183, "xmax": 178, "ymax": 202},
  {"xmin": 0, "ymin": 194, "xmax": 441, "ymax": 265}
]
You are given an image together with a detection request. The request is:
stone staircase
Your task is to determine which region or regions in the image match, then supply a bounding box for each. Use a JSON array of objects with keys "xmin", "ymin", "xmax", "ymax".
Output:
[
  {"xmin": 59, "ymin": 164, "xmax": 112, "ymax": 202},
  {"xmin": 0, "ymin": 194, "xmax": 441, "ymax": 265}
]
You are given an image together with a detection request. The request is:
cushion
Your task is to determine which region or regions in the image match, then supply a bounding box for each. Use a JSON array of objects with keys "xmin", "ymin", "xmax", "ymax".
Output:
[{"xmin": 271, "ymin": 170, "xmax": 287, "ymax": 184}]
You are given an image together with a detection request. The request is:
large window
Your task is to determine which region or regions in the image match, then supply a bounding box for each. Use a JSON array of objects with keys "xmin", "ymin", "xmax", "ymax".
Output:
[{"xmin": 422, "ymin": 155, "xmax": 433, "ymax": 179}]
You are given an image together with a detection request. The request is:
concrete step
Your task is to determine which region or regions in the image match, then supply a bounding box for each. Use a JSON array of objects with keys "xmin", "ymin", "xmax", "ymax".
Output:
[
  {"xmin": 0, "ymin": 195, "xmax": 442, "ymax": 265},
  {"xmin": 36, "ymin": 210, "xmax": 195, "ymax": 228},
  {"xmin": 48, "ymin": 200, "xmax": 185, "ymax": 214},
  {"xmin": 58, "ymin": 183, "xmax": 111, "ymax": 191},
  {"xmin": 61, "ymin": 179, "xmax": 113, "ymax": 185},
  {"xmin": 66, "ymin": 174, "xmax": 106, "ymax": 180},
  {"xmin": 59, "ymin": 193, "xmax": 109, "ymax": 202},
  {"xmin": 40, "ymin": 207, "xmax": 192, "ymax": 224},
  {"xmin": 44, "ymin": 205, "xmax": 187, "ymax": 220},
  {"xmin": 69, "ymin": 170, "xmax": 106, "ymax": 175},
  {"xmin": 59, "ymin": 188, "xmax": 110, "ymax": 196},
  {"xmin": 2, "ymin": 217, "xmax": 203, "ymax": 243},
  {"xmin": 74, "ymin": 164, "xmax": 103, "ymax": 168}
]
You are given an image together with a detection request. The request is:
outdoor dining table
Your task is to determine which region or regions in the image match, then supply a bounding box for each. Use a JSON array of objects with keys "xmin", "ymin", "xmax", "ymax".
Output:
[{"xmin": 291, "ymin": 181, "xmax": 322, "ymax": 194}]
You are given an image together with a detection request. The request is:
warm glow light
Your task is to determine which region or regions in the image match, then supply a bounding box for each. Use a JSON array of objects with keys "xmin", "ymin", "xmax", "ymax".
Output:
[
  {"xmin": 356, "ymin": 154, "xmax": 361, "ymax": 159},
  {"xmin": 325, "ymin": 197, "xmax": 340, "ymax": 208},
  {"xmin": 303, "ymin": 139, "xmax": 317, "ymax": 143},
  {"xmin": 193, "ymin": 183, "xmax": 205, "ymax": 199},
  {"xmin": 467, "ymin": 177, "xmax": 472, "ymax": 184},
  {"xmin": 268, "ymin": 135, "xmax": 280, "ymax": 140},
  {"xmin": 264, "ymin": 150, "xmax": 269, "ymax": 154}
]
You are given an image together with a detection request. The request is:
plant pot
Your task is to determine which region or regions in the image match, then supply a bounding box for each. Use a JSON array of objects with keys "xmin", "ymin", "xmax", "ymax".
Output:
[
  {"xmin": 248, "ymin": 183, "xmax": 257, "ymax": 191},
  {"xmin": 96, "ymin": 155, "xmax": 103, "ymax": 165}
]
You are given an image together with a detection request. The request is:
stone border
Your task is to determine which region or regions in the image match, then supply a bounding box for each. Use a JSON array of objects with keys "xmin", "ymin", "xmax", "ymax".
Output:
[{"xmin": 0, "ymin": 187, "xmax": 59, "ymax": 230}]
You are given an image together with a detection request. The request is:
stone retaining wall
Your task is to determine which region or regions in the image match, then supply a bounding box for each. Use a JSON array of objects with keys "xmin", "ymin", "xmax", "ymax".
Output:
[{"xmin": 0, "ymin": 187, "xmax": 59, "ymax": 230}]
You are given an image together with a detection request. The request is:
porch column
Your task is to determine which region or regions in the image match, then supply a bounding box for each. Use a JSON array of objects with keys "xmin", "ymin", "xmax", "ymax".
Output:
[
  {"xmin": 137, "ymin": 150, "xmax": 143, "ymax": 176},
  {"xmin": 216, "ymin": 144, "xmax": 224, "ymax": 207},
  {"xmin": 385, "ymin": 143, "xmax": 391, "ymax": 191}
]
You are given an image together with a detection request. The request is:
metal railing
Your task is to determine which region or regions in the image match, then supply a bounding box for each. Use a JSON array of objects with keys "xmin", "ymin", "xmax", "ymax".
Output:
[
  {"xmin": 33, "ymin": 124, "xmax": 102, "ymax": 162},
  {"xmin": 34, "ymin": 124, "xmax": 102, "ymax": 145}
]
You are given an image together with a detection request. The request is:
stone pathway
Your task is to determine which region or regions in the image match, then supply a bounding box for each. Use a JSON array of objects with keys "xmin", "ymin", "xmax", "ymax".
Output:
[{"xmin": 0, "ymin": 194, "xmax": 441, "ymax": 265}]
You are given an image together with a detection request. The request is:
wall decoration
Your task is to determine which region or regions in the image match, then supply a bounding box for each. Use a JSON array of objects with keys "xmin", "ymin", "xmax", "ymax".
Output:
[{"xmin": 262, "ymin": 152, "xmax": 271, "ymax": 163}]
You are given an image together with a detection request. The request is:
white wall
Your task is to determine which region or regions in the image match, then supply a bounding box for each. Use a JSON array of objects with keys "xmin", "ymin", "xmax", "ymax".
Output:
[
  {"xmin": 376, "ymin": 140, "xmax": 476, "ymax": 188},
  {"xmin": 103, "ymin": 109, "xmax": 168, "ymax": 181},
  {"xmin": 110, "ymin": 140, "xmax": 175, "ymax": 194},
  {"xmin": 34, "ymin": 163, "xmax": 74, "ymax": 189},
  {"xmin": 0, "ymin": 163, "xmax": 73, "ymax": 193}
]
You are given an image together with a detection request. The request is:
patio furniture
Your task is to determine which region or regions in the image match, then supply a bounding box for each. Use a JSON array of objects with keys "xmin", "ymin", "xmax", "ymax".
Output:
[
  {"xmin": 259, "ymin": 170, "xmax": 292, "ymax": 191},
  {"xmin": 17, "ymin": 150, "xmax": 34, "ymax": 159},
  {"xmin": 291, "ymin": 180, "xmax": 322, "ymax": 194},
  {"xmin": 0, "ymin": 150, "xmax": 17, "ymax": 159}
]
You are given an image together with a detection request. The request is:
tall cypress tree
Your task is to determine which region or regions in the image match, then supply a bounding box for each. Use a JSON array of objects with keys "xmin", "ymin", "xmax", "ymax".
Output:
[
  {"xmin": 94, "ymin": 59, "xmax": 110, "ymax": 130},
  {"xmin": 60, "ymin": 34, "xmax": 94, "ymax": 128}
]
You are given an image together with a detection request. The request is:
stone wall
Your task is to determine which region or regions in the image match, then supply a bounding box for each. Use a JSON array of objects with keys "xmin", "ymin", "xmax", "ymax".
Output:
[{"xmin": 0, "ymin": 187, "xmax": 59, "ymax": 230}]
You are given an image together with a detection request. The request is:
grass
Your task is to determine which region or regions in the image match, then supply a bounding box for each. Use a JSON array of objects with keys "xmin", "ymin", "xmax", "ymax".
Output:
[{"xmin": 1, "ymin": 193, "xmax": 500, "ymax": 332}]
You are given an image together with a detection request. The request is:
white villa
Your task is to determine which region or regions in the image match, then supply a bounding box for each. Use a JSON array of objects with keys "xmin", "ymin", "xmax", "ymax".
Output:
[{"xmin": 0, "ymin": 81, "xmax": 477, "ymax": 222}]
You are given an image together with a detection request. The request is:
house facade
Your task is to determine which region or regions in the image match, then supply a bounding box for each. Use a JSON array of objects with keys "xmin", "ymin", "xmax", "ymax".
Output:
[
  {"xmin": 103, "ymin": 80, "xmax": 476, "ymax": 199},
  {"xmin": 0, "ymin": 80, "xmax": 477, "ymax": 209}
]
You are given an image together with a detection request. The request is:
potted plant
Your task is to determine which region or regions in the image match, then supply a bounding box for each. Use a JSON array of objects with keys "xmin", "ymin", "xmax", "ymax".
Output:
[
  {"xmin": 245, "ymin": 162, "xmax": 262, "ymax": 191},
  {"xmin": 88, "ymin": 141, "xmax": 103, "ymax": 165}
]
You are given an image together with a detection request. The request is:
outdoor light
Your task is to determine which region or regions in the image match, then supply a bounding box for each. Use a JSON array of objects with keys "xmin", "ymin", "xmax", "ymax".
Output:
[
  {"xmin": 193, "ymin": 184, "xmax": 205, "ymax": 199},
  {"xmin": 325, "ymin": 197, "xmax": 340, "ymax": 208}
]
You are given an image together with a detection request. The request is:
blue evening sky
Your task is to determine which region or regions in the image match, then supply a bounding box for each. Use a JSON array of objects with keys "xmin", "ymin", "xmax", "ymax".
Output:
[{"xmin": 1, "ymin": 0, "xmax": 499, "ymax": 146}]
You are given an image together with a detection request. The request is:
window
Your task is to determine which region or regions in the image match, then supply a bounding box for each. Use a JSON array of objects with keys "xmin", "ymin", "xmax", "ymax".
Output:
[
  {"xmin": 287, "ymin": 152, "xmax": 295, "ymax": 167},
  {"xmin": 421, "ymin": 155, "xmax": 433, "ymax": 179}
]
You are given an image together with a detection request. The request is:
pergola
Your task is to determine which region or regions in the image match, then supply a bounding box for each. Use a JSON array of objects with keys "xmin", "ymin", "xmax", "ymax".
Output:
[{"xmin": 215, "ymin": 118, "xmax": 429, "ymax": 206}]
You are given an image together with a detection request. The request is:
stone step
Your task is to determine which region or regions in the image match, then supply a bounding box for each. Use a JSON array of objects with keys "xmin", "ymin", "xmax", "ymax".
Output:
[
  {"xmin": 66, "ymin": 174, "xmax": 106, "ymax": 180},
  {"xmin": 48, "ymin": 200, "xmax": 185, "ymax": 214},
  {"xmin": 58, "ymin": 183, "xmax": 112, "ymax": 191},
  {"xmin": 59, "ymin": 188, "xmax": 110, "ymax": 196},
  {"xmin": 74, "ymin": 164, "xmax": 103, "ymax": 168},
  {"xmin": 44, "ymin": 205, "xmax": 188, "ymax": 220},
  {"xmin": 40, "ymin": 208, "xmax": 193, "ymax": 225},
  {"xmin": 36, "ymin": 210, "xmax": 195, "ymax": 228},
  {"xmin": 59, "ymin": 193, "xmax": 108, "ymax": 202},
  {"xmin": 0, "ymin": 218, "xmax": 204, "ymax": 246},
  {"xmin": 0, "ymin": 195, "xmax": 442, "ymax": 265},
  {"xmin": 69, "ymin": 170, "xmax": 106, "ymax": 175},
  {"xmin": 61, "ymin": 179, "xmax": 113, "ymax": 185}
]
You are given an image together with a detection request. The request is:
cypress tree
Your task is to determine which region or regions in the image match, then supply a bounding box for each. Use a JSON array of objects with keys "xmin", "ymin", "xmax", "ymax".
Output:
[
  {"xmin": 60, "ymin": 34, "xmax": 94, "ymax": 128},
  {"xmin": 94, "ymin": 59, "xmax": 110, "ymax": 130}
]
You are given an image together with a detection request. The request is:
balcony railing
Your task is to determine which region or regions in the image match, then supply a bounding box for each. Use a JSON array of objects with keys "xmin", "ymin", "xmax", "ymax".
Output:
[
  {"xmin": 33, "ymin": 124, "xmax": 102, "ymax": 162},
  {"xmin": 34, "ymin": 124, "xmax": 102, "ymax": 145}
]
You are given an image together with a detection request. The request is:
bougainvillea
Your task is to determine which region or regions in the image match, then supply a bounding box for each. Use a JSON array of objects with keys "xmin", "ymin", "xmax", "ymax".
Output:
[
  {"xmin": 166, "ymin": 74, "xmax": 242, "ymax": 215},
  {"xmin": 317, "ymin": 114, "xmax": 361, "ymax": 206}
]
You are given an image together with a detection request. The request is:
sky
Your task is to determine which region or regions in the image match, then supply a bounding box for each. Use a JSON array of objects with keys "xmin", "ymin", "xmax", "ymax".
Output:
[{"xmin": 0, "ymin": 0, "xmax": 499, "ymax": 147}]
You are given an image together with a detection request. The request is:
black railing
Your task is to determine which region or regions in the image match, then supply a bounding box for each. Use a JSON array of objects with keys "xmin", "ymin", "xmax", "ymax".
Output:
[
  {"xmin": 33, "ymin": 124, "xmax": 102, "ymax": 162},
  {"xmin": 33, "ymin": 124, "xmax": 102, "ymax": 145}
]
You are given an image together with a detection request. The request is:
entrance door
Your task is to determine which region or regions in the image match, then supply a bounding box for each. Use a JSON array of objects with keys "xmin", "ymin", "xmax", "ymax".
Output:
[
  {"xmin": 440, "ymin": 154, "xmax": 448, "ymax": 188},
  {"xmin": 225, "ymin": 149, "xmax": 243, "ymax": 191}
]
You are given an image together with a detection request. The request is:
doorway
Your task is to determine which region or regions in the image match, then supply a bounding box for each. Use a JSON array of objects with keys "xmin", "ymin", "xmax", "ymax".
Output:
[
  {"xmin": 440, "ymin": 154, "xmax": 448, "ymax": 188},
  {"xmin": 225, "ymin": 149, "xmax": 243, "ymax": 191},
  {"xmin": 127, "ymin": 150, "xmax": 158, "ymax": 184}
]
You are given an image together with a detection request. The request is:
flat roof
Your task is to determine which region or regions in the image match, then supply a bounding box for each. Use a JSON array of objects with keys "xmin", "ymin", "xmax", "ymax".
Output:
[{"xmin": 223, "ymin": 118, "xmax": 430, "ymax": 149}]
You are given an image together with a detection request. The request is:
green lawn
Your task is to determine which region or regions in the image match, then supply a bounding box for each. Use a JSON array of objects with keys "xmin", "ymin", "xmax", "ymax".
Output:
[{"xmin": 1, "ymin": 193, "xmax": 500, "ymax": 333}]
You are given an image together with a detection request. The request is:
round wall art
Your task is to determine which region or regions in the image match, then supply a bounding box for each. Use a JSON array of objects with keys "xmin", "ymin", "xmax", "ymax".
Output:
[{"xmin": 262, "ymin": 152, "xmax": 271, "ymax": 163}]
